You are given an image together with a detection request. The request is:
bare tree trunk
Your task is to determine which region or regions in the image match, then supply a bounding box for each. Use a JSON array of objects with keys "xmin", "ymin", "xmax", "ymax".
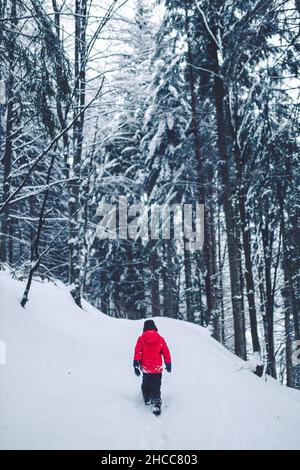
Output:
[
  {"xmin": 149, "ymin": 240, "xmax": 160, "ymax": 317},
  {"xmin": 185, "ymin": 8, "xmax": 219, "ymax": 331},
  {"xmin": 100, "ymin": 272, "xmax": 109, "ymax": 315},
  {"xmin": 205, "ymin": 205, "xmax": 220, "ymax": 340},
  {"xmin": 195, "ymin": 251, "xmax": 205, "ymax": 326},
  {"xmin": 21, "ymin": 209, "xmax": 79, "ymax": 308},
  {"xmin": 184, "ymin": 246, "xmax": 193, "ymax": 322},
  {"xmin": 261, "ymin": 216, "xmax": 277, "ymax": 378},
  {"xmin": 1, "ymin": 0, "xmax": 16, "ymax": 263},
  {"xmin": 228, "ymin": 85, "xmax": 261, "ymax": 354},
  {"xmin": 277, "ymin": 184, "xmax": 300, "ymax": 342},
  {"xmin": 69, "ymin": 0, "xmax": 88, "ymax": 306},
  {"xmin": 211, "ymin": 43, "xmax": 246, "ymax": 359},
  {"xmin": 112, "ymin": 265, "xmax": 122, "ymax": 317},
  {"xmin": 162, "ymin": 240, "xmax": 175, "ymax": 318},
  {"xmin": 217, "ymin": 205, "xmax": 226, "ymax": 344},
  {"xmin": 283, "ymin": 276, "xmax": 294, "ymax": 387},
  {"xmin": 52, "ymin": 0, "xmax": 71, "ymax": 181},
  {"xmin": 239, "ymin": 188, "xmax": 260, "ymax": 353},
  {"xmin": 20, "ymin": 152, "xmax": 56, "ymax": 307}
]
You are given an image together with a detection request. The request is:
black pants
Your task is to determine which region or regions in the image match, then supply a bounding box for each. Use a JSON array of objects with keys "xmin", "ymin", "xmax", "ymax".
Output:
[{"xmin": 141, "ymin": 373, "xmax": 162, "ymax": 405}]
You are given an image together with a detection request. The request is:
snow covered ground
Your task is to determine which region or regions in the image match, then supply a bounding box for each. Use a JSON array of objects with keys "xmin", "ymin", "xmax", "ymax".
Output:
[{"xmin": 0, "ymin": 270, "xmax": 300, "ymax": 450}]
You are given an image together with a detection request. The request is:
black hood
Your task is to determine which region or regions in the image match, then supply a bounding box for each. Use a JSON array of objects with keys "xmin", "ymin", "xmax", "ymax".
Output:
[{"xmin": 143, "ymin": 319, "xmax": 158, "ymax": 332}]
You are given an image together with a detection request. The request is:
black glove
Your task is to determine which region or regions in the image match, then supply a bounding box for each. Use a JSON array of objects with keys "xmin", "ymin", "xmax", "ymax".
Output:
[
  {"xmin": 133, "ymin": 360, "xmax": 141, "ymax": 377},
  {"xmin": 165, "ymin": 363, "xmax": 171, "ymax": 373}
]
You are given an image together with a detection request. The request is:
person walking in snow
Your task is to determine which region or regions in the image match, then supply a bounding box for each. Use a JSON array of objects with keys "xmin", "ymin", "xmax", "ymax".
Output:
[{"xmin": 133, "ymin": 320, "xmax": 171, "ymax": 416}]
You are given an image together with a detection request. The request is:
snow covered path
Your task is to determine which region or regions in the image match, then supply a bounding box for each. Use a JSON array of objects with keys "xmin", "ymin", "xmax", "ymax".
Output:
[{"xmin": 0, "ymin": 271, "xmax": 300, "ymax": 450}]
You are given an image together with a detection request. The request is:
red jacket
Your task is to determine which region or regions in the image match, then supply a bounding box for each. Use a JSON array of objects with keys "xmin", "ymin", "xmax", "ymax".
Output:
[{"xmin": 134, "ymin": 330, "xmax": 171, "ymax": 374}]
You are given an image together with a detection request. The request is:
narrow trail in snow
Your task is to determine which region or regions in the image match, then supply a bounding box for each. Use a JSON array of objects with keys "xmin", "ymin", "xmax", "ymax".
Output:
[{"xmin": 134, "ymin": 393, "xmax": 168, "ymax": 450}]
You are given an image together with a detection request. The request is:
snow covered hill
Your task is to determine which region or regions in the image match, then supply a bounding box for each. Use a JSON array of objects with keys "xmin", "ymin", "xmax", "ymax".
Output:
[{"xmin": 0, "ymin": 270, "xmax": 300, "ymax": 450}]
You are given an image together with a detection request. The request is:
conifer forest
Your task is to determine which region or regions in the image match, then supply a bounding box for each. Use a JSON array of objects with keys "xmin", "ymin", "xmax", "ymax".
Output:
[{"xmin": 0, "ymin": 0, "xmax": 300, "ymax": 388}]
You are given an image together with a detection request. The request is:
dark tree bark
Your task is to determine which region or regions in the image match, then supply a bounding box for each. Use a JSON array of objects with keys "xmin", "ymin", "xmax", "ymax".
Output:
[
  {"xmin": 51, "ymin": 0, "xmax": 71, "ymax": 181},
  {"xmin": 112, "ymin": 264, "xmax": 122, "ymax": 317},
  {"xmin": 217, "ymin": 205, "xmax": 226, "ymax": 344},
  {"xmin": 149, "ymin": 240, "xmax": 160, "ymax": 318},
  {"xmin": 277, "ymin": 183, "xmax": 300, "ymax": 342},
  {"xmin": 227, "ymin": 84, "xmax": 261, "ymax": 354},
  {"xmin": 69, "ymin": 0, "xmax": 88, "ymax": 307},
  {"xmin": 162, "ymin": 240, "xmax": 175, "ymax": 318},
  {"xmin": 211, "ymin": 43, "xmax": 246, "ymax": 359},
  {"xmin": 183, "ymin": 246, "xmax": 193, "ymax": 322},
  {"xmin": 1, "ymin": 0, "xmax": 16, "ymax": 263},
  {"xmin": 204, "ymin": 205, "xmax": 220, "ymax": 340},
  {"xmin": 283, "ymin": 277, "xmax": 294, "ymax": 388},
  {"xmin": 185, "ymin": 7, "xmax": 219, "ymax": 333},
  {"xmin": 261, "ymin": 213, "xmax": 277, "ymax": 378}
]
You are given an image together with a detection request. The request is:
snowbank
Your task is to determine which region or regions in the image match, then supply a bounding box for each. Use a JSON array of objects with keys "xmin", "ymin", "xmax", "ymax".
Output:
[{"xmin": 0, "ymin": 270, "xmax": 300, "ymax": 450}]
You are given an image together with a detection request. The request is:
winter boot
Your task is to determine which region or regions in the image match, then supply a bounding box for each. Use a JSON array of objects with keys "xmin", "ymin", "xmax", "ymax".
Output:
[{"xmin": 152, "ymin": 401, "xmax": 161, "ymax": 416}]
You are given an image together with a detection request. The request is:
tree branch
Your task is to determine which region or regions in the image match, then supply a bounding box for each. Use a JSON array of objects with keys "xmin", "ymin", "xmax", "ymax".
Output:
[{"xmin": 0, "ymin": 78, "xmax": 104, "ymax": 214}]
